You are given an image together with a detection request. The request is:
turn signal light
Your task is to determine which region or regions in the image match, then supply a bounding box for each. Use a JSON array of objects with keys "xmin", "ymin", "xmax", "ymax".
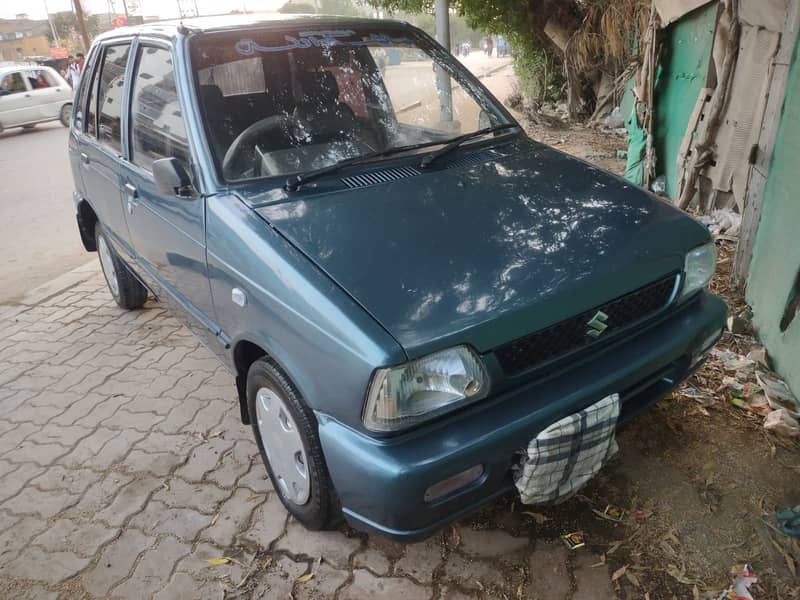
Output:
[{"xmin": 423, "ymin": 464, "xmax": 484, "ymax": 502}]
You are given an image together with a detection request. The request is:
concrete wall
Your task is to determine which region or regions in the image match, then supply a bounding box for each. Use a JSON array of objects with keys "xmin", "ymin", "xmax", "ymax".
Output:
[{"xmin": 747, "ymin": 35, "xmax": 800, "ymax": 396}]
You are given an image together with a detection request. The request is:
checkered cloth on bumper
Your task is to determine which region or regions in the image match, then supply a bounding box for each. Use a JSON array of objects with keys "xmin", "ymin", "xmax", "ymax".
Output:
[{"xmin": 514, "ymin": 393, "xmax": 620, "ymax": 505}]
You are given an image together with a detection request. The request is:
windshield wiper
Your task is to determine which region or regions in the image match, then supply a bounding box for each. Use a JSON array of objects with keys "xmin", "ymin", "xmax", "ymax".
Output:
[
  {"xmin": 418, "ymin": 123, "xmax": 519, "ymax": 170},
  {"xmin": 285, "ymin": 140, "xmax": 447, "ymax": 192}
]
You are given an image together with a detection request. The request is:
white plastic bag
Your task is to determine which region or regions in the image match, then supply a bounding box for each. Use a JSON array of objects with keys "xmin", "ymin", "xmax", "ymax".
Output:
[{"xmin": 763, "ymin": 408, "xmax": 800, "ymax": 438}]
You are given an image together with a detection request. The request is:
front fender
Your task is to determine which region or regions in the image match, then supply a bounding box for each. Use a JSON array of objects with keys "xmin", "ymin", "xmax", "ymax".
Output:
[{"xmin": 206, "ymin": 194, "xmax": 405, "ymax": 431}]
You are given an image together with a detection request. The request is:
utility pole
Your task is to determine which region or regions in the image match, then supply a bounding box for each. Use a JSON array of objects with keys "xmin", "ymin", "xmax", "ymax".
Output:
[
  {"xmin": 72, "ymin": 0, "xmax": 91, "ymax": 52},
  {"xmin": 43, "ymin": 0, "xmax": 60, "ymax": 45},
  {"xmin": 434, "ymin": 0, "xmax": 453, "ymax": 123}
]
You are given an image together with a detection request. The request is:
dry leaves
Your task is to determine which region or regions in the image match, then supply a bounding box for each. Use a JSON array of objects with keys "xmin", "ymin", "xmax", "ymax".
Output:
[
  {"xmin": 522, "ymin": 511, "xmax": 550, "ymax": 525},
  {"xmin": 611, "ymin": 564, "xmax": 628, "ymax": 582}
]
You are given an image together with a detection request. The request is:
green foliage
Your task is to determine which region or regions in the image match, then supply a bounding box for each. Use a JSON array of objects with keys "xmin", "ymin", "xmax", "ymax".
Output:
[
  {"xmin": 47, "ymin": 11, "xmax": 100, "ymax": 43},
  {"xmin": 364, "ymin": 0, "xmax": 529, "ymax": 37},
  {"xmin": 320, "ymin": 0, "xmax": 365, "ymax": 15},
  {"xmin": 367, "ymin": 0, "xmax": 563, "ymax": 103},
  {"xmin": 279, "ymin": 2, "xmax": 319, "ymax": 13},
  {"xmin": 280, "ymin": 0, "xmax": 366, "ymax": 15},
  {"xmin": 511, "ymin": 36, "xmax": 563, "ymax": 103},
  {"xmin": 398, "ymin": 12, "xmax": 483, "ymax": 48}
]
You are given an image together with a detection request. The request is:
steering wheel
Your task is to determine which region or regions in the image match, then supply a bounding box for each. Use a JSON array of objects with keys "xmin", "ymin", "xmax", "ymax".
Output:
[{"xmin": 222, "ymin": 115, "xmax": 302, "ymax": 180}]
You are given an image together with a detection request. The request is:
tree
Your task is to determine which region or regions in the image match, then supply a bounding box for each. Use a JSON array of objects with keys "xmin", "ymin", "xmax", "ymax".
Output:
[
  {"xmin": 279, "ymin": 1, "xmax": 317, "ymax": 13},
  {"xmin": 279, "ymin": 0, "xmax": 366, "ymax": 15},
  {"xmin": 47, "ymin": 10, "xmax": 100, "ymax": 45},
  {"xmin": 365, "ymin": 0, "xmax": 647, "ymax": 118}
]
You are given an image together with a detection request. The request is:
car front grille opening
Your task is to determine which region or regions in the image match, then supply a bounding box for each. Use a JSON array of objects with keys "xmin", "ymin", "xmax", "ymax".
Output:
[{"xmin": 495, "ymin": 274, "xmax": 679, "ymax": 375}]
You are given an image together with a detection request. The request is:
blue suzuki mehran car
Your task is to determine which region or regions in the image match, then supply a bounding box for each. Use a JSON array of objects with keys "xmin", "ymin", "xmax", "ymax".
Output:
[{"xmin": 69, "ymin": 14, "xmax": 726, "ymax": 540}]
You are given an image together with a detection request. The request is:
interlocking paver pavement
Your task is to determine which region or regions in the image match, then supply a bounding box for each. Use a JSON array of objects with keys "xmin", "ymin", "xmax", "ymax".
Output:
[{"xmin": 0, "ymin": 263, "xmax": 616, "ymax": 599}]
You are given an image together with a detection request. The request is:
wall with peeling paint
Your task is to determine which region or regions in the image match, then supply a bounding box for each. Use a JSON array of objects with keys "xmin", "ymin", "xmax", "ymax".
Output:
[
  {"xmin": 652, "ymin": 2, "xmax": 717, "ymax": 197},
  {"xmin": 747, "ymin": 35, "xmax": 800, "ymax": 397}
]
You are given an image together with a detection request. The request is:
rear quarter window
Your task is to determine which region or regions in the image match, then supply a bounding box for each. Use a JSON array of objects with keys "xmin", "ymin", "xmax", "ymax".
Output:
[
  {"xmin": 97, "ymin": 44, "xmax": 132, "ymax": 153},
  {"xmin": 74, "ymin": 51, "xmax": 96, "ymax": 130}
]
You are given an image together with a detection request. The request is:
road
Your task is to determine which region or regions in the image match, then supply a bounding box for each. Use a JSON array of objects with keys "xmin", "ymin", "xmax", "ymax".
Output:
[
  {"xmin": 0, "ymin": 121, "xmax": 88, "ymax": 304},
  {"xmin": 385, "ymin": 51, "xmax": 512, "ymax": 113},
  {"xmin": 0, "ymin": 53, "xmax": 513, "ymax": 305}
]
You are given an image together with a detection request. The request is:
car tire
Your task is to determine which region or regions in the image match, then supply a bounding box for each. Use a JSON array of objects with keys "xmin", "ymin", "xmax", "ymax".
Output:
[
  {"xmin": 95, "ymin": 222, "xmax": 148, "ymax": 310},
  {"xmin": 60, "ymin": 104, "xmax": 71, "ymax": 127},
  {"xmin": 247, "ymin": 358, "xmax": 339, "ymax": 530}
]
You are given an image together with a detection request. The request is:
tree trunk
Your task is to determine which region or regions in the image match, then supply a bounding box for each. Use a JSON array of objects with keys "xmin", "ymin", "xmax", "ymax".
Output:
[{"xmin": 526, "ymin": 0, "xmax": 586, "ymax": 118}]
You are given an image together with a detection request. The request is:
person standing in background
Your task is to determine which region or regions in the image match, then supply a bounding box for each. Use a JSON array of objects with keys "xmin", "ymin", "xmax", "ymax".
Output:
[
  {"xmin": 64, "ymin": 55, "xmax": 76, "ymax": 86},
  {"xmin": 65, "ymin": 53, "xmax": 85, "ymax": 89}
]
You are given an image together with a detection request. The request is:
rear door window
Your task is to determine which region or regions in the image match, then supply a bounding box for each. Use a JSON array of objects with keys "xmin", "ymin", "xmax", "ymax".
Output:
[
  {"xmin": 97, "ymin": 44, "xmax": 132, "ymax": 153},
  {"xmin": 25, "ymin": 69, "xmax": 58, "ymax": 89},
  {"xmin": 129, "ymin": 45, "xmax": 190, "ymax": 172},
  {"xmin": 75, "ymin": 52, "xmax": 95, "ymax": 131},
  {"xmin": 85, "ymin": 54, "xmax": 102, "ymax": 136},
  {"xmin": 1, "ymin": 71, "xmax": 28, "ymax": 94}
]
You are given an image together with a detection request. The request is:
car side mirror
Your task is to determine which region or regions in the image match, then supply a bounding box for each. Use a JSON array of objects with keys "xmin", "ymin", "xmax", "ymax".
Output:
[{"xmin": 153, "ymin": 157, "xmax": 194, "ymax": 198}]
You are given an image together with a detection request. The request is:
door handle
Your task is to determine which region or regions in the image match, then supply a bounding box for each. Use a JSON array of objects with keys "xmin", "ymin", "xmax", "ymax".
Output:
[
  {"xmin": 79, "ymin": 152, "xmax": 89, "ymax": 164},
  {"xmin": 124, "ymin": 182, "xmax": 138, "ymax": 215}
]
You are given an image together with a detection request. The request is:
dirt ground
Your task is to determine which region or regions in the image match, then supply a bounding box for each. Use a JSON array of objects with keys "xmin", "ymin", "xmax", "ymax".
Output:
[{"xmin": 475, "ymin": 115, "xmax": 800, "ymax": 599}]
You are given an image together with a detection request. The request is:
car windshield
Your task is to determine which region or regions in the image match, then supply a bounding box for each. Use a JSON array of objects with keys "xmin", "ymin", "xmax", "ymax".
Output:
[{"xmin": 190, "ymin": 26, "xmax": 513, "ymax": 182}]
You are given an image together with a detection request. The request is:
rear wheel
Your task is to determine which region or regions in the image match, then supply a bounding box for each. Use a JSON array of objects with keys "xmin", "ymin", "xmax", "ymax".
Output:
[
  {"xmin": 95, "ymin": 223, "xmax": 148, "ymax": 310},
  {"xmin": 247, "ymin": 358, "xmax": 339, "ymax": 530},
  {"xmin": 59, "ymin": 104, "xmax": 71, "ymax": 127}
]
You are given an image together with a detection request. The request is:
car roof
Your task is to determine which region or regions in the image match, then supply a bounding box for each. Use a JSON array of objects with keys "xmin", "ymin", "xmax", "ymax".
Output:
[
  {"xmin": 0, "ymin": 64, "xmax": 55, "ymax": 75},
  {"xmin": 93, "ymin": 13, "xmax": 409, "ymax": 43}
]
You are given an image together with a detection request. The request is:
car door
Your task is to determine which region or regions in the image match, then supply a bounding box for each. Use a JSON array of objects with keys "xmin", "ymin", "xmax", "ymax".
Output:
[
  {"xmin": 78, "ymin": 42, "xmax": 135, "ymax": 258},
  {"xmin": 69, "ymin": 47, "xmax": 99, "ymax": 197},
  {"xmin": 23, "ymin": 67, "xmax": 70, "ymax": 120},
  {"xmin": 119, "ymin": 41, "xmax": 216, "ymax": 328},
  {"xmin": 0, "ymin": 70, "xmax": 35, "ymax": 127}
]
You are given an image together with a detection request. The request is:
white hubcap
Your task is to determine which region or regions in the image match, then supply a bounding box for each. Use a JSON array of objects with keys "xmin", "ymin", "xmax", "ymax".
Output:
[
  {"xmin": 255, "ymin": 387, "xmax": 310, "ymax": 505},
  {"xmin": 97, "ymin": 235, "xmax": 119, "ymax": 298}
]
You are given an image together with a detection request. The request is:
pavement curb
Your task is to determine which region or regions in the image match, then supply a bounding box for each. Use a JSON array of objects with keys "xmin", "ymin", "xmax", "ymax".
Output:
[{"xmin": 14, "ymin": 258, "xmax": 100, "ymax": 307}]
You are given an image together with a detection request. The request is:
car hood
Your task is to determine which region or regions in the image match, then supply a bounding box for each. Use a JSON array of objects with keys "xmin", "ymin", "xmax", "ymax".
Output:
[{"xmin": 253, "ymin": 139, "xmax": 710, "ymax": 358}]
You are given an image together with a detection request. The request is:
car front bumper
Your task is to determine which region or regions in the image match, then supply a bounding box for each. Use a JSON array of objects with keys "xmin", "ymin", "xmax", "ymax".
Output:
[{"xmin": 317, "ymin": 291, "xmax": 727, "ymax": 541}]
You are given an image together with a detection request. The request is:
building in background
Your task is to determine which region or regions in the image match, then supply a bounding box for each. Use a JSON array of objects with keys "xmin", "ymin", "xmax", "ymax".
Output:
[{"xmin": 0, "ymin": 15, "xmax": 50, "ymax": 62}]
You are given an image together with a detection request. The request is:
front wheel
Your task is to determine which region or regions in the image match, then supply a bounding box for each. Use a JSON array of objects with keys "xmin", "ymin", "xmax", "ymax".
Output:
[
  {"xmin": 59, "ymin": 104, "xmax": 71, "ymax": 127},
  {"xmin": 247, "ymin": 358, "xmax": 339, "ymax": 530},
  {"xmin": 95, "ymin": 223, "xmax": 148, "ymax": 310}
]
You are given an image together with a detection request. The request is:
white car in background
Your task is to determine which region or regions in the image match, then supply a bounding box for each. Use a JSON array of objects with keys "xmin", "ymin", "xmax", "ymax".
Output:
[{"xmin": 0, "ymin": 65, "xmax": 72, "ymax": 133}]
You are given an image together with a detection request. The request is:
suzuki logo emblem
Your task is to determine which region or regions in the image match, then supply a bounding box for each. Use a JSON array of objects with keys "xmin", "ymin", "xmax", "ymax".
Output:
[{"xmin": 586, "ymin": 311, "xmax": 609, "ymax": 338}]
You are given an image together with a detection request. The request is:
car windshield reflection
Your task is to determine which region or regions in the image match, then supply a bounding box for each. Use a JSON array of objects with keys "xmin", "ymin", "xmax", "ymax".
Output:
[{"xmin": 190, "ymin": 27, "xmax": 511, "ymax": 182}]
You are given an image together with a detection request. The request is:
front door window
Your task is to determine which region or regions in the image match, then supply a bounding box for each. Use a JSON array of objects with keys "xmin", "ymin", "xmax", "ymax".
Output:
[{"xmin": 129, "ymin": 46, "xmax": 190, "ymax": 172}]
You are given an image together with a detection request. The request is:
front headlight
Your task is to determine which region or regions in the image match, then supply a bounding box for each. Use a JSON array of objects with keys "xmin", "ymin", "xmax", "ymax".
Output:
[
  {"xmin": 363, "ymin": 346, "xmax": 489, "ymax": 432},
  {"xmin": 681, "ymin": 241, "xmax": 716, "ymax": 298}
]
